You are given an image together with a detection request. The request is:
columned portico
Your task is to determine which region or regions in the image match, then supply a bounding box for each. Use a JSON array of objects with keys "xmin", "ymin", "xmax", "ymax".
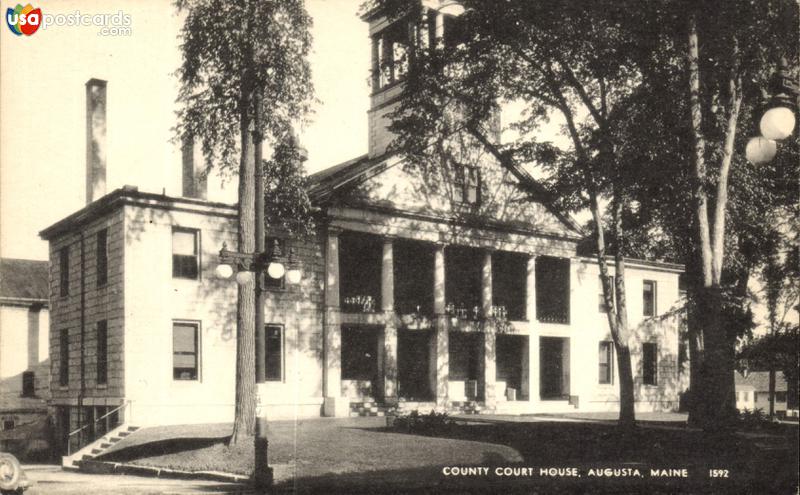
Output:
[{"xmin": 323, "ymin": 227, "xmax": 348, "ymax": 417}]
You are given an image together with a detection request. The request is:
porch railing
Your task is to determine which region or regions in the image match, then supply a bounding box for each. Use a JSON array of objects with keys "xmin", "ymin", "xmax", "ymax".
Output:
[
  {"xmin": 537, "ymin": 310, "xmax": 570, "ymax": 325},
  {"xmin": 66, "ymin": 400, "xmax": 130, "ymax": 456}
]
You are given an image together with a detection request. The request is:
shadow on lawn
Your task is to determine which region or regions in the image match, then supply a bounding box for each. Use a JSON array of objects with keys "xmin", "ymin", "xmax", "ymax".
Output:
[
  {"xmin": 100, "ymin": 437, "xmax": 227, "ymax": 463},
  {"xmin": 333, "ymin": 420, "xmax": 799, "ymax": 494}
]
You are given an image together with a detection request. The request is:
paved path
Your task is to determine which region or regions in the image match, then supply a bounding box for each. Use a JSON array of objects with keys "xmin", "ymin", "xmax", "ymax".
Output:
[{"xmin": 20, "ymin": 465, "xmax": 249, "ymax": 494}]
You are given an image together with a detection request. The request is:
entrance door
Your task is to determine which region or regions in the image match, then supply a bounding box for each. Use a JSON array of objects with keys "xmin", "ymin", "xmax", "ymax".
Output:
[
  {"xmin": 540, "ymin": 337, "xmax": 569, "ymax": 399},
  {"xmin": 341, "ymin": 326, "xmax": 379, "ymax": 398},
  {"xmin": 497, "ymin": 334, "xmax": 526, "ymax": 400},
  {"xmin": 398, "ymin": 330, "xmax": 433, "ymax": 400}
]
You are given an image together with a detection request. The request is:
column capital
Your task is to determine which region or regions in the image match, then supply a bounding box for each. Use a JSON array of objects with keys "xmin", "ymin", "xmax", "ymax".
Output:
[{"xmin": 326, "ymin": 225, "xmax": 344, "ymax": 236}]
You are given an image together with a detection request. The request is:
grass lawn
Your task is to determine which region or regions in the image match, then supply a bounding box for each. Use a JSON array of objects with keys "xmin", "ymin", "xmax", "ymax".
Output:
[{"xmin": 98, "ymin": 415, "xmax": 799, "ymax": 493}]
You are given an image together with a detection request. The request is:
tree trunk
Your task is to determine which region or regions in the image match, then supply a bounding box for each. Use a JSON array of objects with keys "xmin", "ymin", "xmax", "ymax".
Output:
[
  {"xmin": 768, "ymin": 368, "xmax": 776, "ymax": 418},
  {"xmin": 694, "ymin": 287, "xmax": 738, "ymax": 429},
  {"xmin": 611, "ymin": 193, "xmax": 635, "ymax": 430},
  {"xmin": 229, "ymin": 108, "xmax": 257, "ymax": 447},
  {"xmin": 591, "ymin": 191, "xmax": 636, "ymax": 430}
]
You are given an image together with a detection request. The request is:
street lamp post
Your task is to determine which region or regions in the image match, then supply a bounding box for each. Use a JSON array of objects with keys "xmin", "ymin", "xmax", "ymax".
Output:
[
  {"xmin": 216, "ymin": 239, "xmax": 300, "ymax": 489},
  {"xmin": 216, "ymin": 123, "xmax": 301, "ymax": 492},
  {"xmin": 746, "ymin": 58, "xmax": 799, "ymax": 164}
]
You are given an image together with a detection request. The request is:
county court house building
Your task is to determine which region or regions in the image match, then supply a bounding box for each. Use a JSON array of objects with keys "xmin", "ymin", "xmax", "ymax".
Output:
[{"xmin": 40, "ymin": 1, "xmax": 686, "ymax": 456}]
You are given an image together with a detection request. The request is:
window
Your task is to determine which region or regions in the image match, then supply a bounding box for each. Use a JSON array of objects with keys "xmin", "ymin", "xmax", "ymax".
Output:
[
  {"xmin": 263, "ymin": 238, "xmax": 286, "ymax": 290},
  {"xmin": 643, "ymin": 280, "xmax": 657, "ymax": 317},
  {"xmin": 599, "ymin": 341, "xmax": 613, "ymax": 384},
  {"xmin": 264, "ymin": 325, "xmax": 283, "ymax": 382},
  {"xmin": 598, "ymin": 275, "xmax": 614, "ymax": 312},
  {"xmin": 96, "ymin": 229, "xmax": 108, "ymax": 287},
  {"xmin": 454, "ymin": 164, "xmax": 481, "ymax": 205},
  {"xmin": 59, "ymin": 329, "xmax": 69, "ymax": 386},
  {"xmin": 21, "ymin": 371, "xmax": 35, "ymax": 397},
  {"xmin": 59, "ymin": 247, "xmax": 69, "ymax": 296},
  {"xmin": 172, "ymin": 229, "xmax": 199, "ymax": 279},
  {"xmin": 2, "ymin": 420, "xmax": 13, "ymax": 431},
  {"xmin": 642, "ymin": 342, "xmax": 658, "ymax": 385},
  {"xmin": 96, "ymin": 321, "xmax": 108, "ymax": 385},
  {"xmin": 173, "ymin": 321, "xmax": 199, "ymax": 380},
  {"xmin": 776, "ymin": 392, "xmax": 787, "ymax": 402}
]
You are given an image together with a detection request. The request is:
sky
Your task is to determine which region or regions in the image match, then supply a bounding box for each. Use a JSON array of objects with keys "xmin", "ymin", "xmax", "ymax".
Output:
[{"xmin": 0, "ymin": 0, "xmax": 371, "ymax": 261}]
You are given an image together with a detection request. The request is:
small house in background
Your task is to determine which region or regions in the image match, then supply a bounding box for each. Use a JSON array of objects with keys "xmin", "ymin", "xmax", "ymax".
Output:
[
  {"xmin": 0, "ymin": 258, "xmax": 51, "ymax": 459},
  {"xmin": 734, "ymin": 370, "xmax": 793, "ymax": 418}
]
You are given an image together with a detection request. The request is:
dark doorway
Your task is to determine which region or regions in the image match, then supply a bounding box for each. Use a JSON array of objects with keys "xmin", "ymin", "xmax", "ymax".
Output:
[
  {"xmin": 398, "ymin": 329, "xmax": 433, "ymax": 400},
  {"xmin": 498, "ymin": 334, "xmax": 528, "ymax": 400},
  {"xmin": 540, "ymin": 337, "xmax": 570, "ymax": 399},
  {"xmin": 341, "ymin": 326, "xmax": 379, "ymax": 386}
]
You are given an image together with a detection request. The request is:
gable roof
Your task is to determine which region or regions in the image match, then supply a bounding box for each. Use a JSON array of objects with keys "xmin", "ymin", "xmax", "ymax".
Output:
[
  {"xmin": 308, "ymin": 153, "xmax": 383, "ymax": 202},
  {"xmin": 0, "ymin": 258, "xmax": 49, "ymax": 305},
  {"xmin": 308, "ymin": 152, "xmax": 584, "ymax": 236},
  {"xmin": 735, "ymin": 371, "xmax": 788, "ymax": 392}
]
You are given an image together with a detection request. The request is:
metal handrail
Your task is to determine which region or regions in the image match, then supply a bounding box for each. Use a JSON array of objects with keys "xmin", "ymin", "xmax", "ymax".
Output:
[{"xmin": 67, "ymin": 400, "xmax": 130, "ymax": 455}]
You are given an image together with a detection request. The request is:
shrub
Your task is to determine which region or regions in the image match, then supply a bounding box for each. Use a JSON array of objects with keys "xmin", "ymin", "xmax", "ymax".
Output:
[
  {"xmin": 739, "ymin": 408, "xmax": 779, "ymax": 430},
  {"xmin": 392, "ymin": 410, "xmax": 457, "ymax": 435}
]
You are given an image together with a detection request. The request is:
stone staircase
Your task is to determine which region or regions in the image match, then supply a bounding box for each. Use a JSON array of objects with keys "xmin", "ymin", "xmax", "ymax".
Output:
[
  {"xmin": 349, "ymin": 399, "xmax": 496, "ymax": 418},
  {"xmin": 448, "ymin": 400, "xmax": 488, "ymax": 415},
  {"xmin": 349, "ymin": 399, "xmax": 391, "ymax": 417},
  {"xmin": 62, "ymin": 424, "xmax": 140, "ymax": 470}
]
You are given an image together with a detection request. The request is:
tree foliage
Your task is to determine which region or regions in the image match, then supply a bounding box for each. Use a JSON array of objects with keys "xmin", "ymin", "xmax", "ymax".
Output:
[
  {"xmin": 176, "ymin": 0, "xmax": 314, "ymax": 172},
  {"xmin": 365, "ymin": 0, "xmax": 799, "ymax": 430}
]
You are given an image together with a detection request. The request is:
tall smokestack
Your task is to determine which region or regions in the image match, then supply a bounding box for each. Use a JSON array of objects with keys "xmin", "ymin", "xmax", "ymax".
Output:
[
  {"xmin": 181, "ymin": 135, "xmax": 207, "ymax": 199},
  {"xmin": 85, "ymin": 78, "xmax": 107, "ymax": 204}
]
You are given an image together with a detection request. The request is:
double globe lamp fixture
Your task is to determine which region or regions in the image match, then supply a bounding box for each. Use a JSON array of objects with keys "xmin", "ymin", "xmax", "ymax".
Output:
[
  {"xmin": 215, "ymin": 239, "xmax": 302, "ymax": 285},
  {"xmin": 746, "ymin": 58, "xmax": 799, "ymax": 164}
]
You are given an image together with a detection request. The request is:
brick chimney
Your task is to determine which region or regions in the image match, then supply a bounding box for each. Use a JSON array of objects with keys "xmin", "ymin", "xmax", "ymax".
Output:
[
  {"xmin": 85, "ymin": 78, "xmax": 107, "ymax": 204},
  {"xmin": 181, "ymin": 135, "xmax": 207, "ymax": 200}
]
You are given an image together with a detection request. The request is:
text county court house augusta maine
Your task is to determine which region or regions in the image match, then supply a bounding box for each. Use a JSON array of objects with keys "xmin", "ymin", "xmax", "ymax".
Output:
[{"xmin": 40, "ymin": 3, "xmax": 687, "ymax": 457}]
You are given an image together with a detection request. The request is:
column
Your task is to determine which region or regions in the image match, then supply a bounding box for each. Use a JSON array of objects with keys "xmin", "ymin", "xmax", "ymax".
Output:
[
  {"xmin": 382, "ymin": 238, "xmax": 398, "ymax": 404},
  {"xmin": 482, "ymin": 251, "xmax": 496, "ymax": 405},
  {"xmin": 527, "ymin": 255, "xmax": 540, "ymax": 406},
  {"xmin": 526, "ymin": 255, "xmax": 537, "ymax": 322},
  {"xmin": 482, "ymin": 251, "xmax": 493, "ymax": 317},
  {"xmin": 483, "ymin": 326, "xmax": 497, "ymax": 406},
  {"xmin": 323, "ymin": 228, "xmax": 347, "ymax": 417},
  {"xmin": 434, "ymin": 10, "xmax": 445, "ymax": 48},
  {"xmin": 433, "ymin": 243, "xmax": 448, "ymax": 407},
  {"xmin": 370, "ymin": 36, "xmax": 380, "ymax": 90}
]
